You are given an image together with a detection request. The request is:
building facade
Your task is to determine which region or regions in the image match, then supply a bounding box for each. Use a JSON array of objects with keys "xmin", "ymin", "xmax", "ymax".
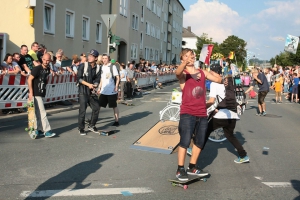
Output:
[
  {"xmin": 182, "ymin": 26, "xmax": 198, "ymax": 50},
  {"xmin": 0, "ymin": 0, "xmax": 184, "ymax": 64}
]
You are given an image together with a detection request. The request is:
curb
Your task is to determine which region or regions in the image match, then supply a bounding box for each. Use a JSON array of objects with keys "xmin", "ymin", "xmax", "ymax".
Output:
[{"xmin": 0, "ymin": 104, "xmax": 80, "ymax": 123}]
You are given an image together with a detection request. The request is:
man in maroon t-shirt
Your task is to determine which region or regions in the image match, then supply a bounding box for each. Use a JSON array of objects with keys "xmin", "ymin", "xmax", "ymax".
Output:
[{"xmin": 174, "ymin": 49, "xmax": 222, "ymax": 181}]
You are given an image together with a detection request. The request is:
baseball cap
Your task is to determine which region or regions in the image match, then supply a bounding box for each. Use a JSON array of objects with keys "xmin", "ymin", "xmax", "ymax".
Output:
[
  {"xmin": 87, "ymin": 49, "xmax": 99, "ymax": 57},
  {"xmin": 111, "ymin": 59, "xmax": 116, "ymax": 64},
  {"xmin": 210, "ymin": 63, "xmax": 222, "ymax": 75}
]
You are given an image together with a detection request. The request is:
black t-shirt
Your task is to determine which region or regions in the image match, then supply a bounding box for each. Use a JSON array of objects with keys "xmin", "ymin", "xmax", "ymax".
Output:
[
  {"xmin": 31, "ymin": 65, "xmax": 50, "ymax": 97},
  {"xmin": 18, "ymin": 54, "xmax": 34, "ymax": 71},
  {"xmin": 251, "ymin": 72, "xmax": 269, "ymax": 92}
]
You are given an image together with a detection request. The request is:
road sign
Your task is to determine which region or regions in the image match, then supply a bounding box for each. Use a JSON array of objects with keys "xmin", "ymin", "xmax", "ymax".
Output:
[{"xmin": 101, "ymin": 14, "xmax": 117, "ymax": 28}]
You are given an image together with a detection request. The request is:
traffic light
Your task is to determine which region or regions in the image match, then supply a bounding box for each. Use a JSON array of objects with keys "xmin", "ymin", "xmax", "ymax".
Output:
[
  {"xmin": 110, "ymin": 35, "xmax": 120, "ymax": 46},
  {"xmin": 109, "ymin": 34, "xmax": 121, "ymax": 53}
]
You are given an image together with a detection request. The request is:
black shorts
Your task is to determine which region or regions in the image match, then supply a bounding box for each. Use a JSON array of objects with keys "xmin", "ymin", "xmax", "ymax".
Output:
[
  {"xmin": 99, "ymin": 94, "xmax": 118, "ymax": 108},
  {"xmin": 258, "ymin": 91, "xmax": 268, "ymax": 104}
]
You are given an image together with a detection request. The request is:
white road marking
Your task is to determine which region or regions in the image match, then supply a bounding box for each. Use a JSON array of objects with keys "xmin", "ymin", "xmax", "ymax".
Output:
[
  {"xmin": 155, "ymin": 92, "xmax": 172, "ymax": 94},
  {"xmin": 262, "ymin": 182, "xmax": 292, "ymax": 188},
  {"xmin": 20, "ymin": 187, "xmax": 153, "ymax": 198},
  {"xmin": 254, "ymin": 176, "xmax": 263, "ymax": 180}
]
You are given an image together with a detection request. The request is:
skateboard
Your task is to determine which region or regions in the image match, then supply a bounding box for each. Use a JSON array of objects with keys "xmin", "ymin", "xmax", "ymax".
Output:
[
  {"xmin": 25, "ymin": 101, "xmax": 37, "ymax": 139},
  {"xmin": 121, "ymin": 101, "xmax": 134, "ymax": 106},
  {"xmin": 98, "ymin": 126, "xmax": 116, "ymax": 136},
  {"xmin": 168, "ymin": 175, "xmax": 207, "ymax": 190}
]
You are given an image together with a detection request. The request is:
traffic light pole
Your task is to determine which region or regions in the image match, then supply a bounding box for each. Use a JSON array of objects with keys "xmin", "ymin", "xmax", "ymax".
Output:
[{"xmin": 107, "ymin": 18, "xmax": 111, "ymax": 56}]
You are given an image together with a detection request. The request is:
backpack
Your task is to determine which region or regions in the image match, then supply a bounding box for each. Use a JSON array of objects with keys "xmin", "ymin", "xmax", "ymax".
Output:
[
  {"xmin": 76, "ymin": 62, "xmax": 100, "ymax": 87},
  {"xmin": 100, "ymin": 64, "xmax": 120, "ymax": 84},
  {"xmin": 217, "ymin": 76, "xmax": 238, "ymax": 112}
]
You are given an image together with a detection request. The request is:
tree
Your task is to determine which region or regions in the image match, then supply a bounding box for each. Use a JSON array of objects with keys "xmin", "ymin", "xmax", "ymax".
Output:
[
  {"xmin": 270, "ymin": 39, "xmax": 300, "ymax": 66},
  {"xmin": 195, "ymin": 33, "xmax": 220, "ymax": 60},
  {"xmin": 219, "ymin": 35, "xmax": 247, "ymax": 67}
]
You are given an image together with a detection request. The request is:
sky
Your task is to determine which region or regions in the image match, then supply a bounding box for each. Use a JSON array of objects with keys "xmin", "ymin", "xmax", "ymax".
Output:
[{"xmin": 181, "ymin": 0, "xmax": 300, "ymax": 60}]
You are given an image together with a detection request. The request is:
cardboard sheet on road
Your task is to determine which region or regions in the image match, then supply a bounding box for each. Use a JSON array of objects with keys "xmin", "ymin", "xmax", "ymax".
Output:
[{"xmin": 130, "ymin": 120, "xmax": 179, "ymax": 154}]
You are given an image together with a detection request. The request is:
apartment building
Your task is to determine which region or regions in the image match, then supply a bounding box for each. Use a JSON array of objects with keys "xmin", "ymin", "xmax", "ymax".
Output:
[
  {"xmin": 182, "ymin": 26, "xmax": 198, "ymax": 50},
  {"xmin": 0, "ymin": 0, "xmax": 184, "ymax": 64}
]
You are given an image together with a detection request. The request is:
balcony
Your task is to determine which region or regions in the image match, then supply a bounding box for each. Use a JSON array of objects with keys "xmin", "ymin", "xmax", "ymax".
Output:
[
  {"xmin": 168, "ymin": 23, "xmax": 172, "ymax": 32},
  {"xmin": 169, "ymin": 5, "xmax": 172, "ymax": 14}
]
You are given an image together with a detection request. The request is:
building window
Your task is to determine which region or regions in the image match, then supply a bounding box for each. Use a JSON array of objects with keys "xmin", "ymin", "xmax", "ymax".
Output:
[
  {"xmin": 96, "ymin": 21, "xmax": 102, "ymax": 43},
  {"xmin": 146, "ymin": 0, "xmax": 151, "ymax": 9},
  {"xmin": 140, "ymin": 33, "xmax": 143, "ymax": 49},
  {"xmin": 141, "ymin": 6, "xmax": 144, "ymax": 22},
  {"xmin": 155, "ymin": 50, "xmax": 159, "ymax": 61},
  {"xmin": 132, "ymin": 13, "xmax": 139, "ymax": 30},
  {"xmin": 145, "ymin": 22, "xmax": 150, "ymax": 35},
  {"xmin": 120, "ymin": 0, "xmax": 128, "ymax": 17},
  {"xmin": 152, "ymin": 0, "xmax": 156, "ymax": 14},
  {"xmin": 65, "ymin": 9, "xmax": 74, "ymax": 38},
  {"xmin": 156, "ymin": 27, "xmax": 160, "ymax": 39},
  {"xmin": 156, "ymin": 5, "xmax": 161, "ymax": 17},
  {"xmin": 44, "ymin": 1, "xmax": 55, "ymax": 34},
  {"xmin": 131, "ymin": 44, "xmax": 138, "ymax": 59},
  {"xmin": 145, "ymin": 47, "xmax": 150, "ymax": 60},
  {"xmin": 82, "ymin": 16, "xmax": 90, "ymax": 41}
]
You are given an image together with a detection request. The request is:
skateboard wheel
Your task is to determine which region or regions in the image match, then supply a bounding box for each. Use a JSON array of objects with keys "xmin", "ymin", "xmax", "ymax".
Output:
[
  {"xmin": 202, "ymin": 178, "xmax": 207, "ymax": 182},
  {"xmin": 183, "ymin": 185, "xmax": 188, "ymax": 190},
  {"xmin": 171, "ymin": 183, "xmax": 176, "ymax": 187}
]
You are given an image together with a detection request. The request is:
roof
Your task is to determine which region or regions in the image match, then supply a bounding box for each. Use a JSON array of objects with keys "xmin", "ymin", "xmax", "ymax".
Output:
[
  {"xmin": 182, "ymin": 27, "xmax": 197, "ymax": 38},
  {"xmin": 177, "ymin": 0, "xmax": 185, "ymax": 11}
]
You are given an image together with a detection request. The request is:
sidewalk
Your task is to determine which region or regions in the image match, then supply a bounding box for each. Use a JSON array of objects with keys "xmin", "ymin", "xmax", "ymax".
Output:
[{"xmin": 0, "ymin": 102, "xmax": 80, "ymax": 123}]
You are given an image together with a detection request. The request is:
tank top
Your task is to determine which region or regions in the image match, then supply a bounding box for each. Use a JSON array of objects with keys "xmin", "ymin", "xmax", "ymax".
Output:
[{"xmin": 180, "ymin": 69, "xmax": 207, "ymax": 117}]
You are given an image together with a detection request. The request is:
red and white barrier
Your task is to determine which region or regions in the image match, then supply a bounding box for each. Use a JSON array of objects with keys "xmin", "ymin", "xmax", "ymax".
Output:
[
  {"xmin": 0, "ymin": 75, "xmax": 29, "ymax": 109},
  {"xmin": 0, "ymin": 71, "xmax": 177, "ymax": 109}
]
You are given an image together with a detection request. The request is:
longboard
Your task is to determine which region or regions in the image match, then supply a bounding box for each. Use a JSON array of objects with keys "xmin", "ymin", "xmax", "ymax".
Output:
[
  {"xmin": 168, "ymin": 175, "xmax": 207, "ymax": 190},
  {"xmin": 25, "ymin": 101, "xmax": 37, "ymax": 139},
  {"xmin": 98, "ymin": 126, "xmax": 116, "ymax": 136}
]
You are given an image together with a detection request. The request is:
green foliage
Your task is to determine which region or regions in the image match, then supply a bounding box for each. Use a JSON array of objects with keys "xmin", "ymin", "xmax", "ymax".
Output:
[
  {"xmin": 269, "ymin": 44, "xmax": 300, "ymax": 66},
  {"xmin": 196, "ymin": 34, "xmax": 247, "ymax": 67}
]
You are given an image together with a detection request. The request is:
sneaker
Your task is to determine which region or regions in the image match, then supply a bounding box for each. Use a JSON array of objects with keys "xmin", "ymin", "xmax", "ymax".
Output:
[
  {"xmin": 44, "ymin": 131, "xmax": 56, "ymax": 138},
  {"xmin": 278, "ymin": 101, "xmax": 282, "ymax": 104},
  {"xmin": 187, "ymin": 167, "xmax": 209, "ymax": 177},
  {"xmin": 176, "ymin": 167, "xmax": 188, "ymax": 181},
  {"xmin": 35, "ymin": 130, "xmax": 43, "ymax": 136},
  {"xmin": 261, "ymin": 111, "xmax": 267, "ymax": 116},
  {"xmin": 88, "ymin": 126, "xmax": 99, "ymax": 133},
  {"xmin": 79, "ymin": 129, "xmax": 86, "ymax": 136},
  {"xmin": 112, "ymin": 121, "xmax": 119, "ymax": 126},
  {"xmin": 187, "ymin": 148, "xmax": 192, "ymax": 156},
  {"xmin": 255, "ymin": 113, "xmax": 262, "ymax": 116},
  {"xmin": 234, "ymin": 155, "xmax": 250, "ymax": 164}
]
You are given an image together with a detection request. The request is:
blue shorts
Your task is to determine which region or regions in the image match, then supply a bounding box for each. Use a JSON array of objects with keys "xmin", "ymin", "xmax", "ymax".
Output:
[
  {"xmin": 292, "ymin": 85, "xmax": 298, "ymax": 95},
  {"xmin": 178, "ymin": 114, "xmax": 208, "ymax": 149}
]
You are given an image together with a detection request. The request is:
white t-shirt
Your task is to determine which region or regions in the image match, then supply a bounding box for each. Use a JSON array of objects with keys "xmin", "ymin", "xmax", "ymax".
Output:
[
  {"xmin": 209, "ymin": 82, "xmax": 240, "ymax": 120},
  {"xmin": 120, "ymin": 69, "xmax": 127, "ymax": 81},
  {"xmin": 100, "ymin": 64, "xmax": 119, "ymax": 95},
  {"xmin": 266, "ymin": 73, "xmax": 272, "ymax": 82}
]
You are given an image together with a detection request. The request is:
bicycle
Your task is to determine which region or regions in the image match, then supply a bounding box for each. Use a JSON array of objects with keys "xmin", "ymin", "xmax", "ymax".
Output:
[{"xmin": 159, "ymin": 91, "xmax": 226, "ymax": 143}]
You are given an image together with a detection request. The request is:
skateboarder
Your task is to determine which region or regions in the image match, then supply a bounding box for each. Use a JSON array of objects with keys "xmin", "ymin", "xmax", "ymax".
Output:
[
  {"xmin": 205, "ymin": 64, "xmax": 249, "ymax": 164},
  {"xmin": 97, "ymin": 54, "xmax": 120, "ymax": 126},
  {"xmin": 77, "ymin": 50, "xmax": 101, "ymax": 135},
  {"xmin": 175, "ymin": 48, "xmax": 222, "ymax": 181},
  {"xmin": 27, "ymin": 53, "xmax": 56, "ymax": 138}
]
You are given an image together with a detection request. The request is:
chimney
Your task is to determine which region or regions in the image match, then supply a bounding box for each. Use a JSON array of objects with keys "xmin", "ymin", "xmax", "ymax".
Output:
[{"xmin": 187, "ymin": 26, "xmax": 191, "ymax": 32}]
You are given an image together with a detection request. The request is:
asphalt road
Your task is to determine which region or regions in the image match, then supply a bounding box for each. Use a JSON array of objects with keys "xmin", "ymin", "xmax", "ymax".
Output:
[{"xmin": 0, "ymin": 82, "xmax": 300, "ymax": 200}]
